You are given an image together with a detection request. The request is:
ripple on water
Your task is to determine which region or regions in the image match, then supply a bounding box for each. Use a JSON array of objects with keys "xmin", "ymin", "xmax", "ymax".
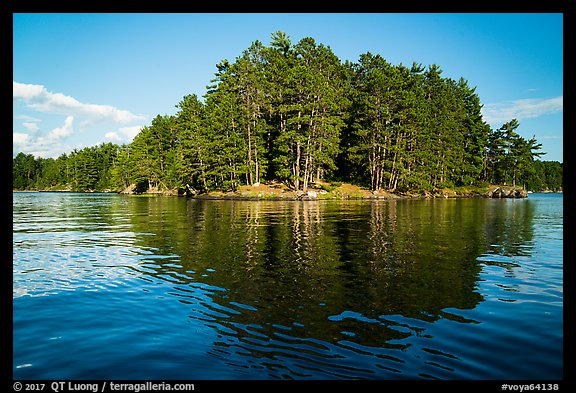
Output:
[{"xmin": 13, "ymin": 193, "xmax": 563, "ymax": 379}]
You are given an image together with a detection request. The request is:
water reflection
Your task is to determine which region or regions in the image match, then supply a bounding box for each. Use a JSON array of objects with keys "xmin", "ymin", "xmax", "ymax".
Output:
[
  {"xmin": 15, "ymin": 193, "xmax": 552, "ymax": 379},
  {"xmin": 119, "ymin": 196, "xmax": 539, "ymax": 377},
  {"xmin": 482, "ymin": 199, "xmax": 536, "ymax": 257},
  {"xmin": 13, "ymin": 193, "xmax": 140, "ymax": 298}
]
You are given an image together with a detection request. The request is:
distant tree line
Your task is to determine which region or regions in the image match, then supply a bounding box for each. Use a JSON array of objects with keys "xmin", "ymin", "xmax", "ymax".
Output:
[
  {"xmin": 13, "ymin": 142, "xmax": 119, "ymax": 191},
  {"xmin": 13, "ymin": 32, "xmax": 562, "ymax": 193}
]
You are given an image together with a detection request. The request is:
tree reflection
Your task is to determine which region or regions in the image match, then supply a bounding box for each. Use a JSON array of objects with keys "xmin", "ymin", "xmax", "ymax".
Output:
[{"xmin": 124, "ymin": 196, "xmax": 536, "ymax": 369}]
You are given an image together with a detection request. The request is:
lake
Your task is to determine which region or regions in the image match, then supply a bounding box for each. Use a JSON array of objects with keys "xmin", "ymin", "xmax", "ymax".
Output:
[{"xmin": 12, "ymin": 192, "xmax": 563, "ymax": 380}]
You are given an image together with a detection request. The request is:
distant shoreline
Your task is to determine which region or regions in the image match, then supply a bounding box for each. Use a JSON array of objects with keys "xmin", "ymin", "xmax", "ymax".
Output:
[
  {"xmin": 13, "ymin": 189, "xmax": 116, "ymax": 193},
  {"xmin": 12, "ymin": 184, "xmax": 553, "ymax": 199}
]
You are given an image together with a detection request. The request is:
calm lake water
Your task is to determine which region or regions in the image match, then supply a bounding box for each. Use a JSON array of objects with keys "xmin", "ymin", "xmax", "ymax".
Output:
[{"xmin": 13, "ymin": 192, "xmax": 563, "ymax": 380}]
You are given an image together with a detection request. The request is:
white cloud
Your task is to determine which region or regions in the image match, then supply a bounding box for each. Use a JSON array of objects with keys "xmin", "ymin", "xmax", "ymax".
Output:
[
  {"xmin": 13, "ymin": 82, "xmax": 45, "ymax": 100},
  {"xmin": 103, "ymin": 126, "xmax": 143, "ymax": 144},
  {"xmin": 16, "ymin": 115, "xmax": 42, "ymax": 122},
  {"xmin": 482, "ymin": 96, "xmax": 563, "ymax": 125},
  {"xmin": 13, "ymin": 81, "xmax": 146, "ymax": 124},
  {"xmin": 104, "ymin": 132, "xmax": 123, "ymax": 142},
  {"xmin": 13, "ymin": 117, "xmax": 75, "ymax": 158},
  {"xmin": 22, "ymin": 122, "xmax": 40, "ymax": 132},
  {"xmin": 44, "ymin": 116, "xmax": 74, "ymax": 141},
  {"xmin": 14, "ymin": 81, "xmax": 148, "ymax": 158},
  {"xmin": 17, "ymin": 114, "xmax": 41, "ymax": 133},
  {"xmin": 118, "ymin": 126, "xmax": 143, "ymax": 140},
  {"xmin": 13, "ymin": 133, "xmax": 31, "ymax": 146}
]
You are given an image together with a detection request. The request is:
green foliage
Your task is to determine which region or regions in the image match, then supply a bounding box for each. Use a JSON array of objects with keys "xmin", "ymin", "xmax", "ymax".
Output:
[
  {"xmin": 13, "ymin": 143, "xmax": 120, "ymax": 191},
  {"xmin": 13, "ymin": 152, "xmax": 37, "ymax": 189},
  {"xmin": 483, "ymin": 119, "xmax": 546, "ymax": 189},
  {"xmin": 13, "ymin": 32, "xmax": 562, "ymax": 194},
  {"xmin": 522, "ymin": 160, "xmax": 563, "ymax": 192}
]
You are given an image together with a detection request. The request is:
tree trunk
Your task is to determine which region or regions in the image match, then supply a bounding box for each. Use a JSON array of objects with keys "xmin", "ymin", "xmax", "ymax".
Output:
[
  {"xmin": 388, "ymin": 147, "xmax": 397, "ymax": 190},
  {"xmin": 253, "ymin": 118, "xmax": 259, "ymax": 184},
  {"xmin": 246, "ymin": 94, "xmax": 253, "ymax": 186},
  {"xmin": 303, "ymin": 132, "xmax": 312, "ymax": 192},
  {"xmin": 295, "ymin": 142, "xmax": 301, "ymax": 190},
  {"xmin": 370, "ymin": 145, "xmax": 376, "ymax": 191},
  {"xmin": 293, "ymin": 110, "xmax": 302, "ymax": 190}
]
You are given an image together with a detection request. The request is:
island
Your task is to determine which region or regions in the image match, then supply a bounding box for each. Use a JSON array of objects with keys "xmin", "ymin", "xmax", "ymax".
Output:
[{"xmin": 13, "ymin": 32, "xmax": 562, "ymax": 198}]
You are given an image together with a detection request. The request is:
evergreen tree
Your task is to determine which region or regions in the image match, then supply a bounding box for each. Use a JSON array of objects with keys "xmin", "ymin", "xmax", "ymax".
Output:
[
  {"xmin": 13, "ymin": 152, "xmax": 36, "ymax": 189},
  {"xmin": 272, "ymin": 37, "xmax": 347, "ymax": 191},
  {"xmin": 13, "ymin": 32, "xmax": 560, "ymax": 195}
]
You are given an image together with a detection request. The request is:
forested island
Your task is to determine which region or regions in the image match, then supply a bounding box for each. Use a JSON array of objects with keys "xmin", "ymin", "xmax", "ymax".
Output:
[{"xmin": 13, "ymin": 32, "xmax": 563, "ymax": 197}]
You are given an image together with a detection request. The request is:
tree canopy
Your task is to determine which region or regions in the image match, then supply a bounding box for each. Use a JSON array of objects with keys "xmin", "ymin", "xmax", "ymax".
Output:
[{"xmin": 13, "ymin": 32, "xmax": 562, "ymax": 194}]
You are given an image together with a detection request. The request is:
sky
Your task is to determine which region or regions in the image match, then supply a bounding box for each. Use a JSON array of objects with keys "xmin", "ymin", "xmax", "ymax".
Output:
[{"xmin": 13, "ymin": 13, "xmax": 563, "ymax": 162}]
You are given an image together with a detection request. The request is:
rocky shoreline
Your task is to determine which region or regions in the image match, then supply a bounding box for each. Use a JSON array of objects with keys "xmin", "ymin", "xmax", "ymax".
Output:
[
  {"xmin": 15, "ymin": 184, "xmax": 532, "ymax": 200},
  {"xmin": 122, "ymin": 183, "xmax": 530, "ymax": 200},
  {"xmin": 483, "ymin": 186, "xmax": 528, "ymax": 199}
]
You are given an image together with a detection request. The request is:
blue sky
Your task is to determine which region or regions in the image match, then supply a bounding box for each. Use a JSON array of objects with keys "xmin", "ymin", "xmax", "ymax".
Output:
[{"xmin": 13, "ymin": 13, "xmax": 563, "ymax": 162}]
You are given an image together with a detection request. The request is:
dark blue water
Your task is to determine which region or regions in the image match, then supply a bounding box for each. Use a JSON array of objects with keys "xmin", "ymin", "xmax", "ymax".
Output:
[{"xmin": 13, "ymin": 193, "xmax": 563, "ymax": 379}]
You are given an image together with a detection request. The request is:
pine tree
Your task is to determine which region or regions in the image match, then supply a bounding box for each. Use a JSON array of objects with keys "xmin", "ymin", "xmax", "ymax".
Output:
[{"xmin": 16, "ymin": 32, "xmax": 558, "ymax": 196}]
